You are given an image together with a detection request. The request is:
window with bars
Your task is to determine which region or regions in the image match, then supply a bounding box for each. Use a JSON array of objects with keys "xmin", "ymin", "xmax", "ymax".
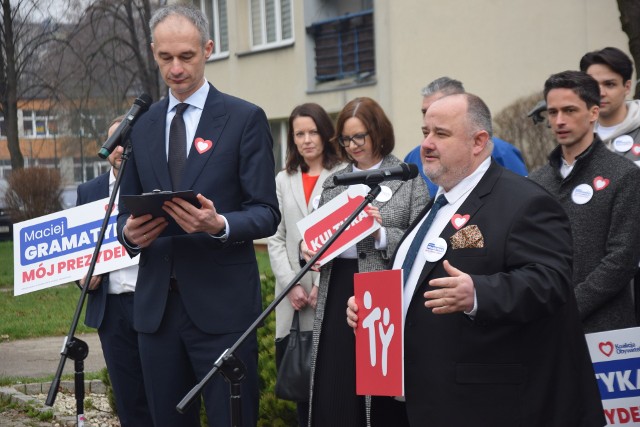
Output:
[
  {"xmin": 193, "ymin": 0, "xmax": 229, "ymax": 57},
  {"xmin": 307, "ymin": 10, "xmax": 375, "ymax": 82},
  {"xmin": 250, "ymin": 0, "xmax": 293, "ymax": 50}
]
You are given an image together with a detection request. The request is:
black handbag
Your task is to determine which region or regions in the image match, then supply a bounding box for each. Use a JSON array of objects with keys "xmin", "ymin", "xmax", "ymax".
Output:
[{"xmin": 275, "ymin": 310, "xmax": 312, "ymax": 402}]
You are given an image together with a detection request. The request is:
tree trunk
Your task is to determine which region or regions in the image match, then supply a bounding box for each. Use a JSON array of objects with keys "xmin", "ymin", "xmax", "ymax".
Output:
[
  {"xmin": 618, "ymin": 0, "xmax": 640, "ymax": 99},
  {"xmin": 1, "ymin": 0, "xmax": 24, "ymax": 169}
]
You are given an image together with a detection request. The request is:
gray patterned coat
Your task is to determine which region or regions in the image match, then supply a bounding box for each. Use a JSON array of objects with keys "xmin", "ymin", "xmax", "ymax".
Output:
[
  {"xmin": 308, "ymin": 154, "xmax": 429, "ymax": 423},
  {"xmin": 530, "ymin": 137, "xmax": 640, "ymax": 333}
]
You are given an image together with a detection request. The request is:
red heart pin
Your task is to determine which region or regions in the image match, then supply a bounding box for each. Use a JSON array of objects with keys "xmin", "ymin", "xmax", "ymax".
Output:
[
  {"xmin": 593, "ymin": 176, "xmax": 609, "ymax": 191},
  {"xmin": 599, "ymin": 341, "xmax": 614, "ymax": 357},
  {"xmin": 632, "ymin": 145, "xmax": 640, "ymax": 156},
  {"xmin": 194, "ymin": 137, "xmax": 213, "ymax": 154},
  {"xmin": 104, "ymin": 204, "xmax": 116, "ymax": 212},
  {"xmin": 451, "ymin": 214, "xmax": 470, "ymax": 230}
]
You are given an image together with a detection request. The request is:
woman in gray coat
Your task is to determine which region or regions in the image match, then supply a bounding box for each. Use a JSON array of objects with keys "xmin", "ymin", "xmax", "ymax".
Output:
[{"xmin": 303, "ymin": 97, "xmax": 428, "ymax": 426}]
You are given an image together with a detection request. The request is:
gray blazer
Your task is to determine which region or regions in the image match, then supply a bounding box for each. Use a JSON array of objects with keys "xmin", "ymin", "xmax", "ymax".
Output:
[
  {"xmin": 308, "ymin": 154, "xmax": 429, "ymax": 419},
  {"xmin": 268, "ymin": 163, "xmax": 347, "ymax": 339}
]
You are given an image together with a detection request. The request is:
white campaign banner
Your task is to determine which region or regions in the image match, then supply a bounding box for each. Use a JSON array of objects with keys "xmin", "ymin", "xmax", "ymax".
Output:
[
  {"xmin": 13, "ymin": 198, "xmax": 138, "ymax": 296},
  {"xmin": 585, "ymin": 327, "xmax": 640, "ymax": 426}
]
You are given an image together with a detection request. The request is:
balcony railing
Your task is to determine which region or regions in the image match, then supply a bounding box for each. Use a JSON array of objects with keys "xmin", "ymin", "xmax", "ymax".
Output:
[{"xmin": 307, "ymin": 10, "xmax": 375, "ymax": 82}]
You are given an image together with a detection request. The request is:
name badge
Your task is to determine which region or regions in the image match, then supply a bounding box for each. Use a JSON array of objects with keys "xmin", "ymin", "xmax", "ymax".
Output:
[
  {"xmin": 613, "ymin": 135, "xmax": 634, "ymax": 153},
  {"xmin": 424, "ymin": 237, "xmax": 447, "ymax": 262},
  {"xmin": 571, "ymin": 183, "xmax": 593, "ymax": 205}
]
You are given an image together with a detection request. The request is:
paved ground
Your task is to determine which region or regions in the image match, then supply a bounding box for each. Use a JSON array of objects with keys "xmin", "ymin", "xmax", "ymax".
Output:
[
  {"xmin": 0, "ymin": 333, "xmax": 110, "ymax": 426},
  {"xmin": 0, "ymin": 333, "xmax": 105, "ymax": 379}
]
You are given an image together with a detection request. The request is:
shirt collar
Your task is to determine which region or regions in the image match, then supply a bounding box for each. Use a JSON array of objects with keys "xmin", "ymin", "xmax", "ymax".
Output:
[
  {"xmin": 167, "ymin": 79, "xmax": 209, "ymax": 112},
  {"xmin": 436, "ymin": 156, "xmax": 491, "ymax": 204}
]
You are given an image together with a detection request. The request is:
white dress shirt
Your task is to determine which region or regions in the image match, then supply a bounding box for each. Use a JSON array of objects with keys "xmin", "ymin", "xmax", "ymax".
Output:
[
  {"xmin": 109, "ymin": 169, "xmax": 138, "ymax": 294},
  {"xmin": 165, "ymin": 80, "xmax": 229, "ymax": 238},
  {"xmin": 394, "ymin": 157, "xmax": 491, "ymax": 319}
]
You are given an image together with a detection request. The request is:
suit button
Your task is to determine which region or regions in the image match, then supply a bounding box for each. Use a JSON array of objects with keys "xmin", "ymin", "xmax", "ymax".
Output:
[
  {"xmin": 359, "ymin": 252, "xmax": 366, "ymax": 259},
  {"xmin": 164, "ymin": 255, "xmax": 170, "ymax": 262}
]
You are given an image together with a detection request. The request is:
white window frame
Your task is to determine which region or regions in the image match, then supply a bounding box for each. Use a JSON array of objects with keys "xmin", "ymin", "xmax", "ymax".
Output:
[
  {"xmin": 249, "ymin": 0, "xmax": 294, "ymax": 51},
  {"xmin": 194, "ymin": 0, "xmax": 230, "ymax": 60},
  {"xmin": 21, "ymin": 109, "xmax": 58, "ymax": 138}
]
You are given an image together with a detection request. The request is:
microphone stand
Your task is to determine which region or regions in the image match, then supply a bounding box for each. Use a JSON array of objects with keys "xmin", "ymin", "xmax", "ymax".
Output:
[
  {"xmin": 45, "ymin": 142, "xmax": 134, "ymax": 426},
  {"xmin": 177, "ymin": 181, "xmax": 384, "ymax": 427}
]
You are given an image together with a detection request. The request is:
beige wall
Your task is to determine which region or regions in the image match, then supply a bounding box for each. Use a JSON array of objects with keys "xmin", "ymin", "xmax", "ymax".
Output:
[{"xmin": 204, "ymin": 0, "xmax": 630, "ymax": 159}]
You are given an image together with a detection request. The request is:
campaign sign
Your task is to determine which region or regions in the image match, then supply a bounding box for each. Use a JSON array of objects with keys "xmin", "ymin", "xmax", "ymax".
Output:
[
  {"xmin": 354, "ymin": 269, "xmax": 403, "ymax": 396},
  {"xmin": 296, "ymin": 185, "xmax": 380, "ymax": 266},
  {"xmin": 13, "ymin": 198, "xmax": 138, "ymax": 296},
  {"xmin": 585, "ymin": 327, "xmax": 640, "ymax": 425}
]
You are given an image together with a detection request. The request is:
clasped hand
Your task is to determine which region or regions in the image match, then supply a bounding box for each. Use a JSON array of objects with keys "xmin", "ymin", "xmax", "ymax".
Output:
[{"xmin": 124, "ymin": 193, "xmax": 224, "ymax": 247}]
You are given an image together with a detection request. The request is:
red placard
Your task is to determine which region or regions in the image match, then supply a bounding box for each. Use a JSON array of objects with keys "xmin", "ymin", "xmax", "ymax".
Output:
[
  {"xmin": 354, "ymin": 269, "xmax": 404, "ymax": 396},
  {"xmin": 296, "ymin": 186, "xmax": 379, "ymax": 265}
]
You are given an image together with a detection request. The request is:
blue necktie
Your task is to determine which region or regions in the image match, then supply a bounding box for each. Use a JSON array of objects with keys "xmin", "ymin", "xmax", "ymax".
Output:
[{"xmin": 401, "ymin": 194, "xmax": 448, "ymax": 283}]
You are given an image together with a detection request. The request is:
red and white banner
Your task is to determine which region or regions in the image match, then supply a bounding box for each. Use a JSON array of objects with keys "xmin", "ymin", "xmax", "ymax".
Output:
[
  {"xmin": 13, "ymin": 198, "xmax": 138, "ymax": 296},
  {"xmin": 296, "ymin": 185, "xmax": 380, "ymax": 266},
  {"xmin": 354, "ymin": 269, "xmax": 404, "ymax": 396}
]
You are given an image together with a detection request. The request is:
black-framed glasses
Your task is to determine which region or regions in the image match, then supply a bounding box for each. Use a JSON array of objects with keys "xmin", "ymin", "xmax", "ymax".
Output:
[{"xmin": 338, "ymin": 133, "xmax": 369, "ymax": 147}]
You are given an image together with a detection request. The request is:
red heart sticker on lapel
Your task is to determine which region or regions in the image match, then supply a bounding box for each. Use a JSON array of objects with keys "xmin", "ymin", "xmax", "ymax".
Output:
[
  {"xmin": 593, "ymin": 176, "xmax": 609, "ymax": 191},
  {"xmin": 599, "ymin": 341, "xmax": 614, "ymax": 357},
  {"xmin": 194, "ymin": 137, "xmax": 213, "ymax": 154},
  {"xmin": 451, "ymin": 214, "xmax": 470, "ymax": 230},
  {"xmin": 104, "ymin": 204, "xmax": 116, "ymax": 212},
  {"xmin": 632, "ymin": 145, "xmax": 640, "ymax": 156}
]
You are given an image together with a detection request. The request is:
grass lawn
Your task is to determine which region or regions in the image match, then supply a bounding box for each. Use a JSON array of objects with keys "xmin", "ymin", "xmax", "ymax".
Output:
[{"xmin": 0, "ymin": 241, "xmax": 273, "ymax": 340}]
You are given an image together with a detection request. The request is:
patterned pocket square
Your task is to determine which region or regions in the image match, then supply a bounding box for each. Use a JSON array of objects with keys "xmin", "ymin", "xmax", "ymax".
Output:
[{"xmin": 450, "ymin": 225, "xmax": 484, "ymax": 249}]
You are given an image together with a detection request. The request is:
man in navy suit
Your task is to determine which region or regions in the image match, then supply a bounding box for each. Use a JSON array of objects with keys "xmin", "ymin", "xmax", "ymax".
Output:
[
  {"xmin": 77, "ymin": 117, "xmax": 152, "ymax": 427},
  {"xmin": 348, "ymin": 93, "xmax": 605, "ymax": 426},
  {"xmin": 116, "ymin": 4, "xmax": 279, "ymax": 426}
]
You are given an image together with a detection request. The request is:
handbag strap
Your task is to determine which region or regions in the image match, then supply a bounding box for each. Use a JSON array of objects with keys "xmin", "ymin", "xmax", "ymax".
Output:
[
  {"xmin": 290, "ymin": 310, "xmax": 301, "ymax": 332},
  {"xmin": 288, "ymin": 310, "xmax": 301, "ymax": 349}
]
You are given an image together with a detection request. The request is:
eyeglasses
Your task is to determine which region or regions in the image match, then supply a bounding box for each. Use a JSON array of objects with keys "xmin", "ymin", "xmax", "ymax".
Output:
[{"xmin": 338, "ymin": 133, "xmax": 369, "ymax": 147}]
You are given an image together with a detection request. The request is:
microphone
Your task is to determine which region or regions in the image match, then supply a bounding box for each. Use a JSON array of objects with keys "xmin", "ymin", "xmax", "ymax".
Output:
[
  {"xmin": 334, "ymin": 163, "xmax": 419, "ymax": 186},
  {"xmin": 98, "ymin": 94, "xmax": 153, "ymax": 159}
]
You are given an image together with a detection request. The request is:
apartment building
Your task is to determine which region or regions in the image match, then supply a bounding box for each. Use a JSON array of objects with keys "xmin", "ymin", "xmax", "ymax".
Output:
[{"xmin": 197, "ymin": 0, "xmax": 630, "ymax": 169}]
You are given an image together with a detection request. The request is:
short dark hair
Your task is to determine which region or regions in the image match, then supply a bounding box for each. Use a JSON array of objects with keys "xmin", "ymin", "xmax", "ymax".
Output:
[
  {"xmin": 334, "ymin": 97, "xmax": 394, "ymax": 163},
  {"xmin": 543, "ymin": 70, "xmax": 600, "ymax": 109},
  {"xmin": 285, "ymin": 103, "xmax": 341, "ymax": 174},
  {"xmin": 579, "ymin": 47, "xmax": 633, "ymax": 83}
]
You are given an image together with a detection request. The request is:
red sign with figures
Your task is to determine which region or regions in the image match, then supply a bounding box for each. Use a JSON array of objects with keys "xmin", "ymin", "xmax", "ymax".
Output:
[
  {"xmin": 296, "ymin": 186, "xmax": 380, "ymax": 266},
  {"xmin": 354, "ymin": 269, "xmax": 404, "ymax": 396}
]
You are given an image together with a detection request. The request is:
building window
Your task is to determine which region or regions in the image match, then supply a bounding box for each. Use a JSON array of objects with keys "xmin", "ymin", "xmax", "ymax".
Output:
[
  {"xmin": 193, "ymin": 0, "xmax": 229, "ymax": 57},
  {"xmin": 250, "ymin": 0, "xmax": 293, "ymax": 50},
  {"xmin": 307, "ymin": 10, "xmax": 375, "ymax": 82},
  {"xmin": 22, "ymin": 109, "xmax": 58, "ymax": 137}
]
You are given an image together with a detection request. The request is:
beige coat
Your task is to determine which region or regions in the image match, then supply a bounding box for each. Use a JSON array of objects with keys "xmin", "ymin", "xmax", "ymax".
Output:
[{"xmin": 268, "ymin": 163, "xmax": 347, "ymax": 339}]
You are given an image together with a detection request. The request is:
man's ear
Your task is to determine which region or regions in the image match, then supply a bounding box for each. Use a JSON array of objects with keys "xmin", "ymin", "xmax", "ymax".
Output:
[{"xmin": 472, "ymin": 130, "xmax": 490, "ymax": 155}]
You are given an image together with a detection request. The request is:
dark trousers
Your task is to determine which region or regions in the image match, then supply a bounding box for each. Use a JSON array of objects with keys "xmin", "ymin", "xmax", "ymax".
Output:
[
  {"xmin": 98, "ymin": 293, "xmax": 153, "ymax": 427},
  {"xmin": 312, "ymin": 259, "xmax": 366, "ymax": 426},
  {"xmin": 138, "ymin": 291, "xmax": 258, "ymax": 427}
]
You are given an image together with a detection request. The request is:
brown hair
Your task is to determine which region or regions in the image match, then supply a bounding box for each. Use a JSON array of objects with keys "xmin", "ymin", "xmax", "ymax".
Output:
[
  {"xmin": 333, "ymin": 97, "xmax": 394, "ymax": 163},
  {"xmin": 285, "ymin": 103, "xmax": 341, "ymax": 174}
]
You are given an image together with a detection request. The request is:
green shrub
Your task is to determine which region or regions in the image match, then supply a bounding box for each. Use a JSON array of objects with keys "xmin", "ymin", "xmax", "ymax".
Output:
[{"xmin": 258, "ymin": 271, "xmax": 297, "ymax": 426}]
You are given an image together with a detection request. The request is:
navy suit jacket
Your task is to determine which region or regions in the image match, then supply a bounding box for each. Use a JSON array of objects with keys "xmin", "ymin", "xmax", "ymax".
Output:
[
  {"xmin": 117, "ymin": 84, "xmax": 280, "ymax": 335},
  {"xmin": 76, "ymin": 172, "xmax": 110, "ymax": 329},
  {"xmin": 398, "ymin": 161, "xmax": 605, "ymax": 426}
]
